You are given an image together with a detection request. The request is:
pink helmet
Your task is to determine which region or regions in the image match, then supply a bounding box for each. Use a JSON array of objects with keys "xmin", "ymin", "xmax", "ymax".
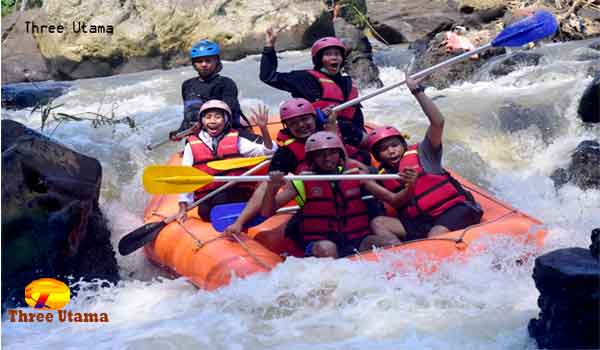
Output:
[
  {"xmin": 279, "ymin": 98, "xmax": 316, "ymax": 122},
  {"xmin": 311, "ymin": 37, "xmax": 346, "ymax": 66},
  {"xmin": 305, "ymin": 131, "xmax": 346, "ymax": 158},
  {"xmin": 200, "ymin": 100, "xmax": 232, "ymax": 118},
  {"xmin": 367, "ymin": 126, "xmax": 406, "ymax": 153}
]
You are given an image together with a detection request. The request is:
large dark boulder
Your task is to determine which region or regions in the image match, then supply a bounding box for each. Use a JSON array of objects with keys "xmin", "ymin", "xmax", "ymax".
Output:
[
  {"xmin": 578, "ymin": 74, "xmax": 600, "ymax": 123},
  {"xmin": 528, "ymin": 233, "xmax": 600, "ymax": 349},
  {"xmin": 1, "ymin": 120, "xmax": 118, "ymax": 309},
  {"xmin": 1, "ymin": 82, "xmax": 71, "ymax": 110},
  {"xmin": 487, "ymin": 51, "xmax": 543, "ymax": 77},
  {"xmin": 550, "ymin": 140, "xmax": 600, "ymax": 190}
]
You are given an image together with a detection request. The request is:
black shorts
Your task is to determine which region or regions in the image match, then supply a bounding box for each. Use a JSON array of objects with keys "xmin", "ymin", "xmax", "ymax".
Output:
[{"xmin": 400, "ymin": 202, "xmax": 483, "ymax": 241}]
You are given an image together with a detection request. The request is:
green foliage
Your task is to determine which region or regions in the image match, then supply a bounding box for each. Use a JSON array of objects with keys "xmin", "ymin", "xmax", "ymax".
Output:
[{"xmin": 2, "ymin": 0, "xmax": 44, "ymax": 17}]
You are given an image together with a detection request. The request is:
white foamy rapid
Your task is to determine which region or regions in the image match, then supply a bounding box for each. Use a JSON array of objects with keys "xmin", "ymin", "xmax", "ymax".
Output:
[{"xmin": 2, "ymin": 42, "xmax": 599, "ymax": 349}]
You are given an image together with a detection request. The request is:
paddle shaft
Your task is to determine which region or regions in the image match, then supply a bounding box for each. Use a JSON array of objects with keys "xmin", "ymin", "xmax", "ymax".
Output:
[
  {"xmin": 146, "ymin": 127, "xmax": 196, "ymax": 151},
  {"xmin": 162, "ymin": 160, "xmax": 272, "ymax": 224},
  {"xmin": 332, "ymin": 43, "xmax": 492, "ymax": 113},
  {"xmin": 161, "ymin": 173, "xmax": 401, "ymax": 185}
]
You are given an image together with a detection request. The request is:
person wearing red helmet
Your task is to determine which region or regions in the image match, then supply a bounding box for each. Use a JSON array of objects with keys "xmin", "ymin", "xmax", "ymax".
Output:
[
  {"xmin": 176, "ymin": 100, "xmax": 277, "ymax": 222},
  {"xmin": 363, "ymin": 78, "xmax": 483, "ymax": 241},
  {"xmin": 259, "ymin": 29, "xmax": 370, "ymax": 163},
  {"xmin": 260, "ymin": 131, "xmax": 399, "ymax": 258},
  {"xmin": 222, "ymin": 97, "xmax": 339, "ymax": 235}
]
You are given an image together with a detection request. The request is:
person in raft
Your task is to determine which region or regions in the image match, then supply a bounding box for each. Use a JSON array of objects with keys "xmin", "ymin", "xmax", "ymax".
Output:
[
  {"xmin": 260, "ymin": 131, "xmax": 400, "ymax": 258},
  {"xmin": 364, "ymin": 78, "xmax": 483, "ymax": 241},
  {"xmin": 170, "ymin": 39, "xmax": 250, "ymax": 141},
  {"xmin": 223, "ymin": 97, "xmax": 338, "ymax": 235},
  {"xmin": 176, "ymin": 100, "xmax": 277, "ymax": 222},
  {"xmin": 260, "ymin": 28, "xmax": 371, "ymax": 164}
]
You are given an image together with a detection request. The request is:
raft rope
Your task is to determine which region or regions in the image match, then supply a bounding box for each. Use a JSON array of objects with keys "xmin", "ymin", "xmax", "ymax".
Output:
[{"xmin": 231, "ymin": 233, "xmax": 273, "ymax": 270}]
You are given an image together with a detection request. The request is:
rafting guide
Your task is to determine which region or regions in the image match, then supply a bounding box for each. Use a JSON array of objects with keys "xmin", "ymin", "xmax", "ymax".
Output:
[{"xmin": 6, "ymin": 278, "xmax": 110, "ymax": 323}]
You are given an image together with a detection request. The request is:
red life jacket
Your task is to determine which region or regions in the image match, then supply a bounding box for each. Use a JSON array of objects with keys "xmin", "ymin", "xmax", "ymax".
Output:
[
  {"xmin": 378, "ymin": 167, "xmax": 405, "ymax": 193},
  {"xmin": 187, "ymin": 132, "xmax": 251, "ymax": 199},
  {"xmin": 275, "ymin": 130, "xmax": 307, "ymax": 173},
  {"xmin": 292, "ymin": 163, "xmax": 371, "ymax": 245},
  {"xmin": 398, "ymin": 144, "xmax": 470, "ymax": 218},
  {"xmin": 307, "ymin": 70, "xmax": 358, "ymax": 122}
]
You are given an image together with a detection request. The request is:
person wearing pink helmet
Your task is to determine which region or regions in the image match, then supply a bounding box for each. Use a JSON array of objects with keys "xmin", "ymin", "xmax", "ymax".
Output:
[
  {"xmin": 176, "ymin": 100, "xmax": 277, "ymax": 222},
  {"xmin": 363, "ymin": 78, "xmax": 483, "ymax": 241},
  {"xmin": 260, "ymin": 131, "xmax": 400, "ymax": 258},
  {"xmin": 260, "ymin": 28, "xmax": 370, "ymax": 164},
  {"xmin": 222, "ymin": 97, "xmax": 339, "ymax": 236}
]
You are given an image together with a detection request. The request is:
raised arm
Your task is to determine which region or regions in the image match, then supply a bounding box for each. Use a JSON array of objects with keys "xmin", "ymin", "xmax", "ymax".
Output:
[{"xmin": 407, "ymin": 77, "xmax": 445, "ymax": 150}]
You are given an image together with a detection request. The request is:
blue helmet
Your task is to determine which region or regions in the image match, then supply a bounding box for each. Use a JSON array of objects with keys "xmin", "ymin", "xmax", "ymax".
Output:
[{"xmin": 190, "ymin": 39, "xmax": 220, "ymax": 59}]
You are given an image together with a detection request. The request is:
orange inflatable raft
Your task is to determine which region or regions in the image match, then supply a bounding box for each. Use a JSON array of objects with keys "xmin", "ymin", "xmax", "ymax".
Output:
[{"xmin": 143, "ymin": 122, "xmax": 546, "ymax": 290}]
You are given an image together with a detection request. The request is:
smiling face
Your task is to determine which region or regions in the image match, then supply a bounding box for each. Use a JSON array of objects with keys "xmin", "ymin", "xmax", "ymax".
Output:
[
  {"xmin": 284, "ymin": 114, "xmax": 317, "ymax": 140},
  {"xmin": 375, "ymin": 137, "xmax": 406, "ymax": 169},
  {"xmin": 321, "ymin": 47, "xmax": 344, "ymax": 74},
  {"xmin": 201, "ymin": 109, "xmax": 227, "ymax": 137},
  {"xmin": 192, "ymin": 56, "xmax": 219, "ymax": 78},
  {"xmin": 310, "ymin": 148, "xmax": 342, "ymax": 173}
]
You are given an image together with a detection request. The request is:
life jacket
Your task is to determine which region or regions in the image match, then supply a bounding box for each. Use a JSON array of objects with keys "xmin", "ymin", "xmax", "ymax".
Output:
[
  {"xmin": 307, "ymin": 70, "xmax": 358, "ymax": 122},
  {"xmin": 187, "ymin": 131, "xmax": 252, "ymax": 199},
  {"xmin": 398, "ymin": 144, "xmax": 471, "ymax": 219},
  {"xmin": 291, "ymin": 163, "xmax": 371, "ymax": 246},
  {"xmin": 275, "ymin": 130, "xmax": 307, "ymax": 173},
  {"xmin": 378, "ymin": 167, "xmax": 405, "ymax": 193}
]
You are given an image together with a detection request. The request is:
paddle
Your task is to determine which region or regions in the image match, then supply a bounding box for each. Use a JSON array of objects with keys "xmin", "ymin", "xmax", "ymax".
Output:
[
  {"xmin": 117, "ymin": 159, "xmax": 272, "ymax": 256},
  {"xmin": 210, "ymin": 195, "xmax": 376, "ymax": 232},
  {"xmin": 143, "ymin": 165, "xmax": 402, "ymax": 194},
  {"xmin": 330, "ymin": 10, "xmax": 558, "ymax": 113},
  {"xmin": 206, "ymin": 156, "xmax": 270, "ymax": 171},
  {"xmin": 145, "ymin": 127, "xmax": 196, "ymax": 151}
]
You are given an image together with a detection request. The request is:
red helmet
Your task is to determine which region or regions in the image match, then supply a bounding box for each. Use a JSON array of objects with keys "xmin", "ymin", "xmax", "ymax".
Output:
[
  {"xmin": 305, "ymin": 131, "xmax": 346, "ymax": 158},
  {"xmin": 311, "ymin": 37, "xmax": 346, "ymax": 67},
  {"xmin": 200, "ymin": 100, "xmax": 232, "ymax": 118},
  {"xmin": 367, "ymin": 126, "xmax": 406, "ymax": 153},
  {"xmin": 279, "ymin": 98, "xmax": 316, "ymax": 122}
]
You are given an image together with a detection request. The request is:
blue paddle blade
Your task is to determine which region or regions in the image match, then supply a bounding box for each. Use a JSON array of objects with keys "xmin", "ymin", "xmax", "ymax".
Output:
[
  {"xmin": 492, "ymin": 10, "xmax": 558, "ymax": 48},
  {"xmin": 210, "ymin": 202, "xmax": 268, "ymax": 232}
]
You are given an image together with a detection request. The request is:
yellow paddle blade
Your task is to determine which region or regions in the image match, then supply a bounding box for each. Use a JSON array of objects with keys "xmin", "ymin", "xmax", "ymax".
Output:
[
  {"xmin": 143, "ymin": 165, "xmax": 214, "ymax": 194},
  {"xmin": 206, "ymin": 156, "xmax": 269, "ymax": 171}
]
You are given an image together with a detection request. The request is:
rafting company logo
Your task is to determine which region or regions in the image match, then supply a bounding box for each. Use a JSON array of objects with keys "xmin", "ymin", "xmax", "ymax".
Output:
[
  {"xmin": 25, "ymin": 278, "xmax": 70, "ymax": 310},
  {"xmin": 7, "ymin": 278, "xmax": 110, "ymax": 323}
]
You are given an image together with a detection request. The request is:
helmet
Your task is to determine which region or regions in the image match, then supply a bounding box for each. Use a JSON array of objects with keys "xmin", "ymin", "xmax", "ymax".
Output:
[
  {"xmin": 305, "ymin": 131, "xmax": 346, "ymax": 159},
  {"xmin": 367, "ymin": 126, "xmax": 407, "ymax": 153},
  {"xmin": 190, "ymin": 39, "xmax": 220, "ymax": 59},
  {"xmin": 199, "ymin": 100, "xmax": 232, "ymax": 119},
  {"xmin": 280, "ymin": 98, "xmax": 316, "ymax": 122},
  {"xmin": 311, "ymin": 37, "xmax": 346, "ymax": 67}
]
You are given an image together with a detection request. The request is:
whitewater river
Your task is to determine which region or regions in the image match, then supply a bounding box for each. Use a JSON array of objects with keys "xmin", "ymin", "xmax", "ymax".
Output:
[{"xmin": 2, "ymin": 40, "xmax": 599, "ymax": 349}]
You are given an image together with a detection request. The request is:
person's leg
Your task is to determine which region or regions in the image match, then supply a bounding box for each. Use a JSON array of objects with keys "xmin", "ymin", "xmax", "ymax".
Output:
[
  {"xmin": 428, "ymin": 202, "xmax": 484, "ymax": 237},
  {"xmin": 370, "ymin": 216, "xmax": 406, "ymax": 241},
  {"xmin": 311, "ymin": 240, "xmax": 338, "ymax": 258}
]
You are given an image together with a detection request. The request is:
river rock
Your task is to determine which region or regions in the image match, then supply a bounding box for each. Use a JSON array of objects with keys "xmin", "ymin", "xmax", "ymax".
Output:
[
  {"xmin": 29, "ymin": 0, "xmax": 325, "ymax": 81},
  {"xmin": 550, "ymin": 140, "xmax": 600, "ymax": 190},
  {"xmin": 368, "ymin": 0, "xmax": 461, "ymax": 44},
  {"xmin": 1, "ymin": 9, "xmax": 52, "ymax": 84},
  {"xmin": 488, "ymin": 51, "xmax": 543, "ymax": 77},
  {"xmin": 408, "ymin": 29, "xmax": 505, "ymax": 90},
  {"xmin": 578, "ymin": 74, "xmax": 600, "ymax": 123},
  {"xmin": 1, "ymin": 82, "xmax": 71, "ymax": 110},
  {"xmin": 528, "ymin": 237, "xmax": 600, "ymax": 349},
  {"xmin": 1, "ymin": 120, "xmax": 119, "ymax": 309}
]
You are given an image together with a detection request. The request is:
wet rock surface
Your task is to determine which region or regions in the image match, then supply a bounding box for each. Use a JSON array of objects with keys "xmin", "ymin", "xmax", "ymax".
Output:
[
  {"xmin": 528, "ymin": 230, "xmax": 600, "ymax": 349},
  {"xmin": 550, "ymin": 140, "xmax": 600, "ymax": 190},
  {"xmin": 578, "ymin": 74, "xmax": 600, "ymax": 123},
  {"xmin": 1, "ymin": 82, "xmax": 71, "ymax": 110},
  {"xmin": 1, "ymin": 120, "xmax": 119, "ymax": 309}
]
